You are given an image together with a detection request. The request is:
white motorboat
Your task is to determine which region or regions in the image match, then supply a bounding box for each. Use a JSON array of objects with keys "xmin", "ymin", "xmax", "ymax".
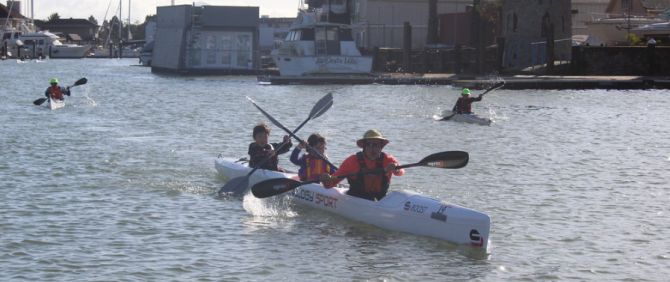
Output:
[
  {"xmin": 2, "ymin": 30, "xmax": 90, "ymax": 59},
  {"xmin": 438, "ymin": 110, "xmax": 492, "ymax": 126},
  {"xmin": 215, "ymin": 157, "xmax": 491, "ymax": 250},
  {"xmin": 272, "ymin": 1, "xmax": 373, "ymax": 76}
]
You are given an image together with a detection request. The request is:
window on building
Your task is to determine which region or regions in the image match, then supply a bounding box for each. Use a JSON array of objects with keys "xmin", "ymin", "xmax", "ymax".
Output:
[
  {"xmin": 326, "ymin": 28, "xmax": 338, "ymax": 41},
  {"xmin": 513, "ymin": 14, "xmax": 518, "ymax": 32},
  {"xmin": 541, "ymin": 12, "xmax": 550, "ymax": 37},
  {"xmin": 339, "ymin": 28, "xmax": 353, "ymax": 41},
  {"xmin": 221, "ymin": 35, "xmax": 232, "ymax": 65},
  {"xmin": 301, "ymin": 28, "xmax": 314, "ymax": 40},
  {"xmin": 507, "ymin": 14, "xmax": 511, "ymax": 32},
  {"xmin": 562, "ymin": 16, "xmax": 565, "ymax": 32},
  {"xmin": 236, "ymin": 34, "xmax": 251, "ymax": 67}
]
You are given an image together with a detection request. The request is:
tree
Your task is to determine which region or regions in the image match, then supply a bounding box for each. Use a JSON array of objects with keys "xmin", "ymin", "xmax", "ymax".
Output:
[
  {"xmin": 47, "ymin": 13, "xmax": 60, "ymax": 22},
  {"xmin": 88, "ymin": 15, "xmax": 98, "ymax": 26}
]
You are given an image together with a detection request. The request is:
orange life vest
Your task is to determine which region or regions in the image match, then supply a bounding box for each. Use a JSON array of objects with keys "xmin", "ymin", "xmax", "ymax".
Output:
[{"xmin": 346, "ymin": 152, "xmax": 389, "ymax": 201}]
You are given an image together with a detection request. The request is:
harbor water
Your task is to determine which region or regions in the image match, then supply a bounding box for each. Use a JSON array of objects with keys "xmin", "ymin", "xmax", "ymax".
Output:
[{"xmin": 1, "ymin": 59, "xmax": 668, "ymax": 281}]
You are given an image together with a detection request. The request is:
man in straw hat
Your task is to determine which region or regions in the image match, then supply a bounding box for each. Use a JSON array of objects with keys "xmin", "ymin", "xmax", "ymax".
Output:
[{"xmin": 321, "ymin": 129, "xmax": 404, "ymax": 201}]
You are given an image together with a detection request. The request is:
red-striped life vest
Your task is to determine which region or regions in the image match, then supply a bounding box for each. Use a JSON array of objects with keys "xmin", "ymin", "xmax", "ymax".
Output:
[{"xmin": 301, "ymin": 154, "xmax": 332, "ymax": 181}]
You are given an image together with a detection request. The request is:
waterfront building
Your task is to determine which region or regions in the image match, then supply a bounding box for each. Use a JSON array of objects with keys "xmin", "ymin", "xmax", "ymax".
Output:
[
  {"xmin": 501, "ymin": 0, "xmax": 572, "ymax": 70},
  {"xmin": 34, "ymin": 19, "xmax": 99, "ymax": 43},
  {"xmin": 1, "ymin": 2, "xmax": 28, "ymax": 31},
  {"xmin": 350, "ymin": 0, "xmax": 473, "ymax": 50},
  {"xmin": 572, "ymin": 0, "xmax": 610, "ymax": 35},
  {"xmin": 151, "ymin": 4, "xmax": 259, "ymax": 74}
]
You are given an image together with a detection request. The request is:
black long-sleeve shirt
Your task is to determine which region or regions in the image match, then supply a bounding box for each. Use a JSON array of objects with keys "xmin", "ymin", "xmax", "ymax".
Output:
[
  {"xmin": 248, "ymin": 141, "xmax": 292, "ymax": 171},
  {"xmin": 452, "ymin": 95, "xmax": 482, "ymax": 114}
]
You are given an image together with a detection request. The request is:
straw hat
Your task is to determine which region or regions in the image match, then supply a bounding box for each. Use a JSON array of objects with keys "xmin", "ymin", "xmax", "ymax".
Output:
[{"xmin": 356, "ymin": 129, "xmax": 389, "ymax": 148}]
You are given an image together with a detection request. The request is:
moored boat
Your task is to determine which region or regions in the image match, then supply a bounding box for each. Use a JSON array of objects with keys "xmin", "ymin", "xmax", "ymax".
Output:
[
  {"xmin": 272, "ymin": 1, "xmax": 373, "ymax": 77},
  {"xmin": 215, "ymin": 157, "xmax": 491, "ymax": 250},
  {"xmin": 47, "ymin": 97, "xmax": 64, "ymax": 110},
  {"xmin": 439, "ymin": 110, "xmax": 492, "ymax": 126},
  {"xmin": 2, "ymin": 30, "xmax": 90, "ymax": 59}
]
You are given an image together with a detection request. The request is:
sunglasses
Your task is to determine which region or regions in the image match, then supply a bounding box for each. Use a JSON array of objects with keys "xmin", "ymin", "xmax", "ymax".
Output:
[{"xmin": 365, "ymin": 142, "xmax": 384, "ymax": 148}]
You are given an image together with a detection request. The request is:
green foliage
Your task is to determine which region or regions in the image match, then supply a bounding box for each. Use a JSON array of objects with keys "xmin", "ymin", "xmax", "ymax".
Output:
[
  {"xmin": 627, "ymin": 33, "xmax": 641, "ymax": 45},
  {"xmin": 88, "ymin": 15, "xmax": 98, "ymax": 26},
  {"xmin": 47, "ymin": 13, "xmax": 60, "ymax": 22}
]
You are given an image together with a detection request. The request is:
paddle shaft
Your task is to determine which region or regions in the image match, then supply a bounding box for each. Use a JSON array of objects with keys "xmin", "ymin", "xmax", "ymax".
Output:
[
  {"xmin": 251, "ymin": 150, "xmax": 469, "ymax": 198},
  {"xmin": 248, "ymin": 97, "xmax": 339, "ymax": 170}
]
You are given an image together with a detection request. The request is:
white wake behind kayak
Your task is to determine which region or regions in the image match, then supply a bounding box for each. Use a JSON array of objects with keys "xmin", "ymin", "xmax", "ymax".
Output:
[
  {"xmin": 215, "ymin": 157, "xmax": 491, "ymax": 250},
  {"xmin": 439, "ymin": 110, "xmax": 491, "ymax": 126},
  {"xmin": 48, "ymin": 97, "xmax": 65, "ymax": 110}
]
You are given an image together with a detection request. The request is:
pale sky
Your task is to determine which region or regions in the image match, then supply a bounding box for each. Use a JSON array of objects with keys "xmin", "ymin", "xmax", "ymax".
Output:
[{"xmin": 24, "ymin": 0, "xmax": 302, "ymax": 24}]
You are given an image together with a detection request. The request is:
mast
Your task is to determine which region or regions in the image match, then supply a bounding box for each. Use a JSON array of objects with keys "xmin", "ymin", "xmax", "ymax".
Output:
[{"xmin": 119, "ymin": 0, "xmax": 123, "ymax": 41}]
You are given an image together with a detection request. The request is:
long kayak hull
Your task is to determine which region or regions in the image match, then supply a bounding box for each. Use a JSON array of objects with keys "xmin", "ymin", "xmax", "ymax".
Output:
[
  {"xmin": 216, "ymin": 157, "xmax": 491, "ymax": 250},
  {"xmin": 440, "ymin": 110, "xmax": 491, "ymax": 125},
  {"xmin": 48, "ymin": 98, "xmax": 65, "ymax": 110}
]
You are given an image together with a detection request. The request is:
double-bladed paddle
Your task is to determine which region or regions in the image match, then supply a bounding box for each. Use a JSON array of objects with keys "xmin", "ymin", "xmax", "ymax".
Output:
[
  {"xmin": 246, "ymin": 96, "xmax": 339, "ymax": 170},
  {"xmin": 33, "ymin": 77, "xmax": 88, "ymax": 106},
  {"xmin": 442, "ymin": 81, "xmax": 505, "ymax": 121},
  {"xmin": 251, "ymin": 150, "xmax": 469, "ymax": 198},
  {"xmin": 217, "ymin": 93, "xmax": 334, "ymax": 196}
]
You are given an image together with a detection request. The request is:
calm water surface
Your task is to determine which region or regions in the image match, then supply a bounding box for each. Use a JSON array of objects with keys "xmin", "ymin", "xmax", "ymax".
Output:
[{"xmin": 1, "ymin": 59, "xmax": 668, "ymax": 281}]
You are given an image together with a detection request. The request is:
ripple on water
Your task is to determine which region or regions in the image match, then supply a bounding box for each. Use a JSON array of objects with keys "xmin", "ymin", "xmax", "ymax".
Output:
[{"xmin": 2, "ymin": 60, "xmax": 670, "ymax": 280}]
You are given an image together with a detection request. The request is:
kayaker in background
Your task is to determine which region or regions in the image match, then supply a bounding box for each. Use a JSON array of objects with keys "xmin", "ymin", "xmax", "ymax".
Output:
[
  {"xmin": 44, "ymin": 78, "xmax": 70, "ymax": 101},
  {"xmin": 452, "ymin": 88, "xmax": 483, "ymax": 114},
  {"xmin": 248, "ymin": 123, "xmax": 292, "ymax": 171},
  {"xmin": 290, "ymin": 133, "xmax": 336, "ymax": 181},
  {"xmin": 320, "ymin": 129, "xmax": 404, "ymax": 201}
]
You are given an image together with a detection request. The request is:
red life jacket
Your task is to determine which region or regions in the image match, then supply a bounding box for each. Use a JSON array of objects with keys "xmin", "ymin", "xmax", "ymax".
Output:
[
  {"xmin": 48, "ymin": 85, "xmax": 64, "ymax": 100},
  {"xmin": 301, "ymin": 154, "xmax": 332, "ymax": 181},
  {"xmin": 455, "ymin": 97, "xmax": 473, "ymax": 114},
  {"xmin": 346, "ymin": 152, "xmax": 389, "ymax": 201}
]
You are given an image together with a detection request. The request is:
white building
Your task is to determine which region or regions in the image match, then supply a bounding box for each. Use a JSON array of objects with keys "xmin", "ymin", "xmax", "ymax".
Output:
[{"xmin": 152, "ymin": 5, "xmax": 259, "ymax": 74}]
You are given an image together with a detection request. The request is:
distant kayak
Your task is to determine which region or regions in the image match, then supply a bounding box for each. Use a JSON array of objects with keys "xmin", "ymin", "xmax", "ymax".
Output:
[
  {"xmin": 48, "ymin": 97, "xmax": 65, "ymax": 110},
  {"xmin": 436, "ymin": 110, "xmax": 491, "ymax": 126}
]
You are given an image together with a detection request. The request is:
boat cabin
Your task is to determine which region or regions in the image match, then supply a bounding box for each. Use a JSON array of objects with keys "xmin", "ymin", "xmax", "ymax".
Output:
[{"xmin": 281, "ymin": 24, "xmax": 356, "ymax": 56}]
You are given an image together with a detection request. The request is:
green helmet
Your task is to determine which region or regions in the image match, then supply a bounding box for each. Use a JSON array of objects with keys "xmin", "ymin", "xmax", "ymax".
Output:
[
  {"xmin": 461, "ymin": 88, "xmax": 471, "ymax": 96},
  {"xmin": 49, "ymin": 78, "xmax": 59, "ymax": 84}
]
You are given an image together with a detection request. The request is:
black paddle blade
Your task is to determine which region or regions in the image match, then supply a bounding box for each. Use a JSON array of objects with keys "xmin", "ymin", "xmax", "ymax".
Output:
[
  {"xmin": 33, "ymin": 98, "xmax": 47, "ymax": 106},
  {"xmin": 251, "ymin": 178, "xmax": 303, "ymax": 198},
  {"xmin": 309, "ymin": 93, "xmax": 333, "ymax": 120},
  {"xmin": 418, "ymin": 151, "xmax": 469, "ymax": 169},
  {"xmin": 218, "ymin": 176, "xmax": 250, "ymax": 196},
  {"xmin": 440, "ymin": 110, "xmax": 456, "ymax": 121},
  {"xmin": 73, "ymin": 77, "xmax": 88, "ymax": 86}
]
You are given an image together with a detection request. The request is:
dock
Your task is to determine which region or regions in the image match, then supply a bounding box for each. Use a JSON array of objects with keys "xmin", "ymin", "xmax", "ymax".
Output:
[
  {"xmin": 258, "ymin": 73, "xmax": 456, "ymax": 85},
  {"xmin": 258, "ymin": 73, "xmax": 670, "ymax": 90}
]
